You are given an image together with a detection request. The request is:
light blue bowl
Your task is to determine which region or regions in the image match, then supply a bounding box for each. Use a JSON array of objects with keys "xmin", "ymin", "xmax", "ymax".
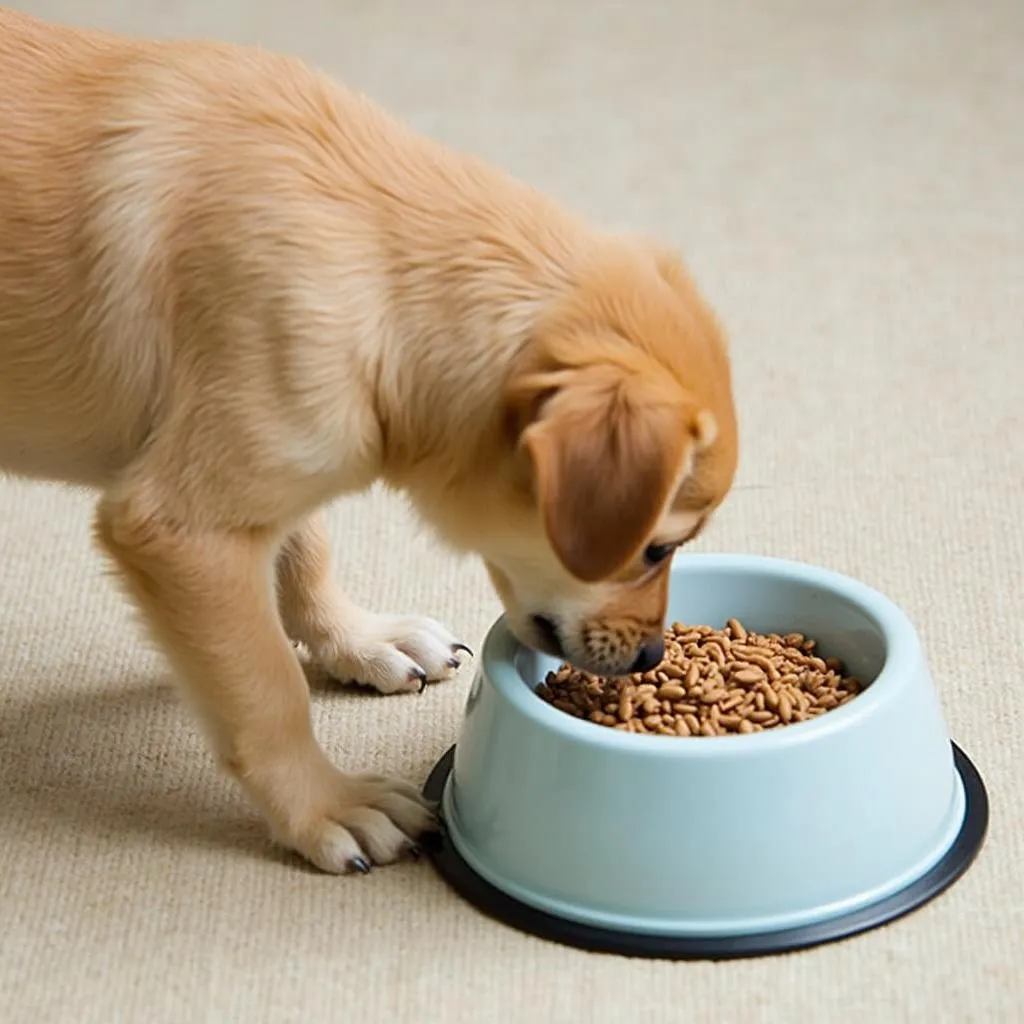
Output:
[{"xmin": 438, "ymin": 554, "xmax": 977, "ymax": 942}]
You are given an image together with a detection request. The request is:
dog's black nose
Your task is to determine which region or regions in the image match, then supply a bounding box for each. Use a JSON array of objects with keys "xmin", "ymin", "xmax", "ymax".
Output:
[{"xmin": 629, "ymin": 636, "xmax": 665, "ymax": 674}]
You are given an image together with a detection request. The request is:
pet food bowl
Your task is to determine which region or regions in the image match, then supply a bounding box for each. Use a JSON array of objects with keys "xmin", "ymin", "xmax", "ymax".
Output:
[{"xmin": 423, "ymin": 554, "xmax": 988, "ymax": 958}]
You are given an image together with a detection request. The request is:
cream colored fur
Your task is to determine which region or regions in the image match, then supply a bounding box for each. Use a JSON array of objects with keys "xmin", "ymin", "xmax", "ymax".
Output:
[{"xmin": 0, "ymin": 8, "xmax": 737, "ymax": 873}]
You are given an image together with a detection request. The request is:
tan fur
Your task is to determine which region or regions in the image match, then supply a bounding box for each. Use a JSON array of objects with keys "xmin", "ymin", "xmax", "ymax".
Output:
[{"xmin": 0, "ymin": 9, "xmax": 737, "ymax": 873}]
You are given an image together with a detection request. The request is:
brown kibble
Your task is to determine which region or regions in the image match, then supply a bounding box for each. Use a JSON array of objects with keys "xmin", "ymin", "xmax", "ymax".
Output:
[
  {"xmin": 706, "ymin": 642, "xmax": 727, "ymax": 665},
  {"xmin": 744, "ymin": 652, "xmax": 779, "ymax": 678},
  {"xmin": 778, "ymin": 693, "xmax": 793, "ymax": 723},
  {"xmin": 729, "ymin": 644, "xmax": 762, "ymax": 659},
  {"xmin": 732, "ymin": 667, "xmax": 764, "ymax": 686},
  {"xmin": 537, "ymin": 622, "xmax": 863, "ymax": 737},
  {"xmin": 726, "ymin": 618, "xmax": 748, "ymax": 640}
]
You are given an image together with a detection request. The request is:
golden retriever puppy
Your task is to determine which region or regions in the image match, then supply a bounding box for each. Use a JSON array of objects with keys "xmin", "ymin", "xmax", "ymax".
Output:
[{"xmin": 0, "ymin": 8, "xmax": 738, "ymax": 873}]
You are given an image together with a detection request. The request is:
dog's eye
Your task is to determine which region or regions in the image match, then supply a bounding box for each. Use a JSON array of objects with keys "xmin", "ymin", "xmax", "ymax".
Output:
[{"xmin": 643, "ymin": 542, "xmax": 677, "ymax": 566}]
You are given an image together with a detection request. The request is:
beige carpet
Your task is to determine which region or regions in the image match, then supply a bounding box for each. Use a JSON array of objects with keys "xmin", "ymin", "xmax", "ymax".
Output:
[{"xmin": 2, "ymin": 0, "xmax": 1022, "ymax": 1020}]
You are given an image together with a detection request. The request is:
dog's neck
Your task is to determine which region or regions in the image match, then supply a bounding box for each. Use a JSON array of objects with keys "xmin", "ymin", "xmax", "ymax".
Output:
[{"xmin": 367, "ymin": 155, "xmax": 591, "ymax": 505}]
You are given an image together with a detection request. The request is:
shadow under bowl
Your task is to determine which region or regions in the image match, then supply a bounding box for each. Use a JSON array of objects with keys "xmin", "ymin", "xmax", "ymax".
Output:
[{"xmin": 424, "ymin": 554, "xmax": 988, "ymax": 958}]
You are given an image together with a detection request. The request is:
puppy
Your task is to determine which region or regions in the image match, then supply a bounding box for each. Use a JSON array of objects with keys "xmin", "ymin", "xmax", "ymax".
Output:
[{"xmin": 0, "ymin": 9, "xmax": 738, "ymax": 873}]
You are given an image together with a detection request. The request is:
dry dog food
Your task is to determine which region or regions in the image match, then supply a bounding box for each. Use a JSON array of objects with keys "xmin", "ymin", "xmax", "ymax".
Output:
[{"xmin": 536, "ymin": 619, "xmax": 862, "ymax": 736}]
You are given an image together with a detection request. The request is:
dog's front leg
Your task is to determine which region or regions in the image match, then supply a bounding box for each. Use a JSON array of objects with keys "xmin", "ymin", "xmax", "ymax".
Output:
[
  {"xmin": 94, "ymin": 497, "xmax": 433, "ymax": 874},
  {"xmin": 276, "ymin": 512, "xmax": 470, "ymax": 694}
]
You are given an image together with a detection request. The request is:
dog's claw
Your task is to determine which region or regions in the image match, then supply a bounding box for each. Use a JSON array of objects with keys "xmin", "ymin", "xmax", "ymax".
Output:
[
  {"xmin": 409, "ymin": 668, "xmax": 428, "ymax": 693},
  {"xmin": 452, "ymin": 642, "xmax": 474, "ymax": 658},
  {"xmin": 446, "ymin": 656, "xmax": 461, "ymax": 670},
  {"xmin": 349, "ymin": 856, "xmax": 372, "ymax": 875},
  {"xmin": 404, "ymin": 842, "xmax": 422, "ymax": 861}
]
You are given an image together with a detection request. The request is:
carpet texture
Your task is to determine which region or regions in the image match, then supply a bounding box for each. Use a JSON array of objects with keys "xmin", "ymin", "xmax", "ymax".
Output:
[{"xmin": 1, "ymin": 0, "xmax": 1021, "ymax": 1021}]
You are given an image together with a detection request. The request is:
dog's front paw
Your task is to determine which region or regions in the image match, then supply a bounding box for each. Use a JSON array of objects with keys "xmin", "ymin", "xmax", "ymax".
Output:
[
  {"xmin": 272, "ymin": 769, "xmax": 435, "ymax": 874},
  {"xmin": 319, "ymin": 613, "xmax": 471, "ymax": 694}
]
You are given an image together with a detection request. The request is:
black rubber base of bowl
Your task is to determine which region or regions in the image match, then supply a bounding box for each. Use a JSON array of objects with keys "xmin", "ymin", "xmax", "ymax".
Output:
[{"xmin": 421, "ymin": 742, "xmax": 988, "ymax": 960}]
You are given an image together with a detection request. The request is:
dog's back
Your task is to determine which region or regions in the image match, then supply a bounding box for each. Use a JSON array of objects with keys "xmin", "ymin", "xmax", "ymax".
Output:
[
  {"xmin": 0, "ymin": 11, "xmax": 168, "ymax": 482},
  {"xmin": 0, "ymin": 9, "xmax": 382, "ymax": 489}
]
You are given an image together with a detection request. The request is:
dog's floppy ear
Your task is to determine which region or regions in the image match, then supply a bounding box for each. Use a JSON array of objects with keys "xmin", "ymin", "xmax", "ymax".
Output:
[{"xmin": 509, "ymin": 361, "xmax": 707, "ymax": 582}]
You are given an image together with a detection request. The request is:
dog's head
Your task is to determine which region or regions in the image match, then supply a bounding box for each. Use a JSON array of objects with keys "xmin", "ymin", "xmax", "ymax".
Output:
[{"xmin": 477, "ymin": 245, "xmax": 738, "ymax": 676}]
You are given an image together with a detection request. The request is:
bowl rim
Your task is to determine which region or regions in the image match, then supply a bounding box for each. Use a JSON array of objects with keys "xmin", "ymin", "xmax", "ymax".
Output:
[{"xmin": 479, "ymin": 553, "xmax": 922, "ymax": 757}]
